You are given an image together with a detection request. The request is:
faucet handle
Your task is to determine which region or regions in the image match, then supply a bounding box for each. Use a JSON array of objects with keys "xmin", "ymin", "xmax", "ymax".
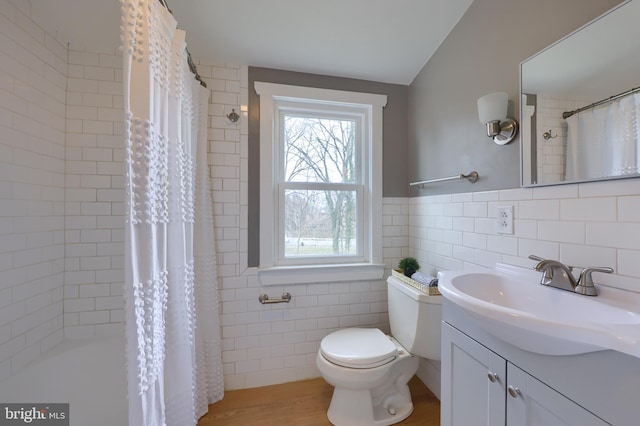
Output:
[
  {"xmin": 576, "ymin": 267, "xmax": 614, "ymax": 296},
  {"xmin": 579, "ymin": 267, "xmax": 614, "ymax": 286}
]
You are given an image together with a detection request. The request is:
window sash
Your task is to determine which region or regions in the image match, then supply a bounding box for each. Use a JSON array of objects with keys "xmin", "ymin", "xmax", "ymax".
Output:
[
  {"xmin": 277, "ymin": 107, "xmax": 364, "ymax": 185},
  {"xmin": 275, "ymin": 103, "xmax": 366, "ymax": 266},
  {"xmin": 276, "ymin": 183, "xmax": 364, "ymax": 265}
]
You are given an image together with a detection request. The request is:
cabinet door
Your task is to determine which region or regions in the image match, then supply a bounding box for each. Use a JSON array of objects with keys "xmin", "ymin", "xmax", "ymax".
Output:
[
  {"xmin": 506, "ymin": 364, "xmax": 610, "ymax": 426},
  {"xmin": 441, "ymin": 322, "xmax": 506, "ymax": 426}
]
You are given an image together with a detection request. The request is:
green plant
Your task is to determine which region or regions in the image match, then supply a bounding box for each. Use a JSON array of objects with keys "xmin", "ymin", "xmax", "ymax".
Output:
[{"xmin": 398, "ymin": 257, "xmax": 420, "ymax": 277}]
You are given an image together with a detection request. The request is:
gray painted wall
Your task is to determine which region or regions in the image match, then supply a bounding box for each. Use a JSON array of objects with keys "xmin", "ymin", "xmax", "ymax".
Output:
[
  {"xmin": 408, "ymin": 0, "xmax": 622, "ymax": 196},
  {"xmin": 248, "ymin": 67, "xmax": 408, "ymax": 266}
]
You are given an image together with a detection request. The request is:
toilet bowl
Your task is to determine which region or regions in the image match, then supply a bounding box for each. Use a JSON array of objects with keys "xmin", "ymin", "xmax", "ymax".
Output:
[
  {"xmin": 316, "ymin": 275, "xmax": 442, "ymax": 426},
  {"xmin": 317, "ymin": 328, "xmax": 419, "ymax": 425}
]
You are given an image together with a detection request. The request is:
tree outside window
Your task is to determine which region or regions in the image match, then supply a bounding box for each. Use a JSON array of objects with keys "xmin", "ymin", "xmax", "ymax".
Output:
[{"xmin": 282, "ymin": 115, "xmax": 359, "ymax": 258}]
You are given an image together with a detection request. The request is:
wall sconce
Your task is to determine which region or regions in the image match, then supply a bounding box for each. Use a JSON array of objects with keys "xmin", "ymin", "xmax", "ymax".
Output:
[
  {"xmin": 226, "ymin": 108, "xmax": 239, "ymax": 123},
  {"xmin": 477, "ymin": 92, "xmax": 518, "ymax": 145}
]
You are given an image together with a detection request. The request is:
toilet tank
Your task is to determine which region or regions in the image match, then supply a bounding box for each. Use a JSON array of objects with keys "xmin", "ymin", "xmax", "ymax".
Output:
[{"xmin": 387, "ymin": 276, "xmax": 442, "ymax": 360}]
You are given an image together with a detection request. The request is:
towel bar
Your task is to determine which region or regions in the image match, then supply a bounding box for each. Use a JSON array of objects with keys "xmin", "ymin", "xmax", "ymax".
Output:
[
  {"xmin": 410, "ymin": 171, "xmax": 479, "ymax": 188},
  {"xmin": 258, "ymin": 292, "xmax": 292, "ymax": 304}
]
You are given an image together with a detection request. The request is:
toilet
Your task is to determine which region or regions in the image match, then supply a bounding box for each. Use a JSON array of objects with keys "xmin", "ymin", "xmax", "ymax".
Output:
[{"xmin": 316, "ymin": 275, "xmax": 442, "ymax": 426}]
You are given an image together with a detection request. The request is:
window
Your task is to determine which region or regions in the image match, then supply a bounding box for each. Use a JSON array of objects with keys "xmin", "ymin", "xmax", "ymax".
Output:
[
  {"xmin": 255, "ymin": 82, "xmax": 386, "ymax": 285},
  {"xmin": 281, "ymin": 108, "xmax": 360, "ymax": 260}
]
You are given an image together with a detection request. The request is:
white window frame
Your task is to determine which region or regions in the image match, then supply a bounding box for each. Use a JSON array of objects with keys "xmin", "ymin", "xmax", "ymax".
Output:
[
  {"xmin": 255, "ymin": 82, "xmax": 386, "ymax": 285},
  {"xmin": 276, "ymin": 102, "xmax": 365, "ymax": 265}
]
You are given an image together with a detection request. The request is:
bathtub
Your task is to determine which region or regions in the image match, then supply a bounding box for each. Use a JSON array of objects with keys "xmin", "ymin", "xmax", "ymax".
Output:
[{"xmin": 0, "ymin": 337, "xmax": 127, "ymax": 426}]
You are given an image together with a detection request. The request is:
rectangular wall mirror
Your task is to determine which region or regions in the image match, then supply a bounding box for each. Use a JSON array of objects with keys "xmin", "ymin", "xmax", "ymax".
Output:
[{"xmin": 520, "ymin": 0, "xmax": 640, "ymax": 187}]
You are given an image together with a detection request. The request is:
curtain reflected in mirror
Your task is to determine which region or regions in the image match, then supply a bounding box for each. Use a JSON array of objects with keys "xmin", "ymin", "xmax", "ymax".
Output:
[
  {"xmin": 566, "ymin": 92, "xmax": 640, "ymax": 181},
  {"xmin": 520, "ymin": 0, "xmax": 640, "ymax": 187}
]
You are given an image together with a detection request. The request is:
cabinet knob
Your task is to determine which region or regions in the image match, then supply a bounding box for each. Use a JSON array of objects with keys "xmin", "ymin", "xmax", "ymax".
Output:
[
  {"xmin": 508, "ymin": 385, "xmax": 521, "ymax": 398},
  {"xmin": 487, "ymin": 372, "xmax": 499, "ymax": 383}
]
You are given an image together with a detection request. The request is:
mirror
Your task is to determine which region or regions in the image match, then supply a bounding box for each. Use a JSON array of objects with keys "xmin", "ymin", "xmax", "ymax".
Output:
[{"xmin": 520, "ymin": 0, "xmax": 640, "ymax": 187}]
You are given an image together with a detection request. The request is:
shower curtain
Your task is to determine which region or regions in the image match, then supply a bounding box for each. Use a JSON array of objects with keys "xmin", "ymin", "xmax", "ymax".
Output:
[
  {"xmin": 566, "ymin": 92, "xmax": 640, "ymax": 181},
  {"xmin": 121, "ymin": 1, "xmax": 223, "ymax": 424}
]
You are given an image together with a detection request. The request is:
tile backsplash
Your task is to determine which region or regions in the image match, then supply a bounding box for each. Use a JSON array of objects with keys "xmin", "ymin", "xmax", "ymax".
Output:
[{"xmin": 410, "ymin": 179, "xmax": 640, "ymax": 293}]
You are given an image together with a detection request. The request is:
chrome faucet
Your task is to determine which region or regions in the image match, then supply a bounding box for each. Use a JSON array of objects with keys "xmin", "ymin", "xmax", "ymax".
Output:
[{"xmin": 528, "ymin": 255, "xmax": 613, "ymax": 296}]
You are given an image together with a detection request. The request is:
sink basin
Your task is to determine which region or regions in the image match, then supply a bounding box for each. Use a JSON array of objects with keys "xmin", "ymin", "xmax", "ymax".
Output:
[{"xmin": 438, "ymin": 263, "xmax": 640, "ymax": 358}]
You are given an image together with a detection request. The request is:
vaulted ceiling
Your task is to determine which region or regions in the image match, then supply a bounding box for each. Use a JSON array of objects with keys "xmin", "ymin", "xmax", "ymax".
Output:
[{"xmin": 30, "ymin": 0, "xmax": 473, "ymax": 85}]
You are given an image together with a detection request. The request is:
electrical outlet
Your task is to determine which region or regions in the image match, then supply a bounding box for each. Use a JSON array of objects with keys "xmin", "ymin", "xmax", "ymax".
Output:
[{"xmin": 496, "ymin": 206, "xmax": 513, "ymax": 234}]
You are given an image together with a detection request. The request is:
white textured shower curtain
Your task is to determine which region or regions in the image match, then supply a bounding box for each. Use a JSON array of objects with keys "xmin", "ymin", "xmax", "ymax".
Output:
[
  {"xmin": 121, "ymin": 1, "xmax": 223, "ymax": 424},
  {"xmin": 566, "ymin": 92, "xmax": 640, "ymax": 181}
]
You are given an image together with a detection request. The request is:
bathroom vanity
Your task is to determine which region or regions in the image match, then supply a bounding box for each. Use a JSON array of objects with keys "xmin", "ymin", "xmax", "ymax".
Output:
[
  {"xmin": 439, "ymin": 285, "xmax": 640, "ymax": 426},
  {"xmin": 436, "ymin": 0, "xmax": 640, "ymax": 421}
]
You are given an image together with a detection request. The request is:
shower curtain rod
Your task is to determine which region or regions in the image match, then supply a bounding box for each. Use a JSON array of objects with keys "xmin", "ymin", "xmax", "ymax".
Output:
[
  {"xmin": 562, "ymin": 86, "xmax": 640, "ymax": 119},
  {"xmin": 158, "ymin": 0, "xmax": 207, "ymax": 88}
]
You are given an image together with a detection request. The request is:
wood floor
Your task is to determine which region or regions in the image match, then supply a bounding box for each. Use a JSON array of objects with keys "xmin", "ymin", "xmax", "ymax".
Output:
[{"xmin": 198, "ymin": 376, "xmax": 440, "ymax": 425}]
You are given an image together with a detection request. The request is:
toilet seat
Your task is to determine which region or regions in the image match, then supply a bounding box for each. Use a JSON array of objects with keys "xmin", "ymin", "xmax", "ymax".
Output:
[{"xmin": 320, "ymin": 328, "xmax": 398, "ymax": 369}]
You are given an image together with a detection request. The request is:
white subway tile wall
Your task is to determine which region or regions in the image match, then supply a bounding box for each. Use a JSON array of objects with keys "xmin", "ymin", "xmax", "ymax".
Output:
[
  {"xmin": 63, "ymin": 45, "xmax": 124, "ymax": 339},
  {"xmin": 0, "ymin": 1, "xmax": 66, "ymax": 379},
  {"xmin": 536, "ymin": 93, "xmax": 585, "ymax": 184},
  {"xmin": 410, "ymin": 182, "xmax": 640, "ymax": 293}
]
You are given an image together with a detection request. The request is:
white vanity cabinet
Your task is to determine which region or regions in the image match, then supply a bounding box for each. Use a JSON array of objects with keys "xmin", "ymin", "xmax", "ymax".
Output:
[
  {"xmin": 506, "ymin": 362, "xmax": 608, "ymax": 426},
  {"xmin": 441, "ymin": 322, "xmax": 505, "ymax": 425},
  {"xmin": 442, "ymin": 322, "xmax": 609, "ymax": 426}
]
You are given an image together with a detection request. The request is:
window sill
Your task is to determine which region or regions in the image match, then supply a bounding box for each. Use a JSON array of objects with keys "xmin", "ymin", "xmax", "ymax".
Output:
[{"xmin": 258, "ymin": 263, "xmax": 385, "ymax": 286}]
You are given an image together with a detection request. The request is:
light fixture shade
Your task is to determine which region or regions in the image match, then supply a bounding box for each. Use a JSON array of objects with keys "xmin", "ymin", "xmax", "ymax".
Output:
[{"xmin": 477, "ymin": 92, "xmax": 508, "ymax": 124}]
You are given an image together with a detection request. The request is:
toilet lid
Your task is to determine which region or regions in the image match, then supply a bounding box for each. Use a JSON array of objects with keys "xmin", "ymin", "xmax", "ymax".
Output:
[{"xmin": 320, "ymin": 328, "xmax": 398, "ymax": 369}]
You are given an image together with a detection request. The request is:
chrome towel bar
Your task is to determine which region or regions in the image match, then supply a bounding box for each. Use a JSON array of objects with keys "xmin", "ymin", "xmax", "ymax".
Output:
[
  {"xmin": 410, "ymin": 171, "xmax": 479, "ymax": 188},
  {"xmin": 258, "ymin": 292, "xmax": 292, "ymax": 304}
]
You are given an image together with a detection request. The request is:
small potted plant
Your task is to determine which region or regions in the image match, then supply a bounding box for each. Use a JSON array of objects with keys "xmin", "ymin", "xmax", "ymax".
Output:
[{"xmin": 398, "ymin": 257, "xmax": 420, "ymax": 278}]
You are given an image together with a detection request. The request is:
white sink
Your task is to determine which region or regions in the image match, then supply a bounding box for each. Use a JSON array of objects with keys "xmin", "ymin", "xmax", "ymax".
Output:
[{"xmin": 438, "ymin": 263, "xmax": 640, "ymax": 358}]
